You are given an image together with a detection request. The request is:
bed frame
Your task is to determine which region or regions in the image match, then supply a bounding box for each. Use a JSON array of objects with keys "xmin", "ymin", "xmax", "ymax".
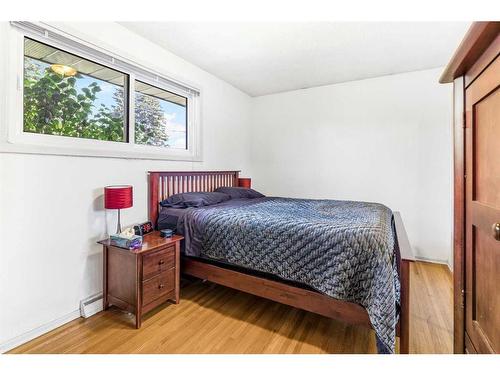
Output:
[{"xmin": 148, "ymin": 170, "xmax": 415, "ymax": 353}]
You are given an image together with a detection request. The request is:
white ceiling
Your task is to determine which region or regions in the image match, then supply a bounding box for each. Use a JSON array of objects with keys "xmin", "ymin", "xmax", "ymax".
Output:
[{"xmin": 120, "ymin": 22, "xmax": 471, "ymax": 97}]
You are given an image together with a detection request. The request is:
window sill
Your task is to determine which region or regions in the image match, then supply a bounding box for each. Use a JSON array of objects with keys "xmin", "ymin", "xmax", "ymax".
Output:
[{"xmin": 0, "ymin": 135, "xmax": 202, "ymax": 162}]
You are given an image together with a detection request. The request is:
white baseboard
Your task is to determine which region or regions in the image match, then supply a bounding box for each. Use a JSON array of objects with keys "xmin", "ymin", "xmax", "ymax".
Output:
[
  {"xmin": 414, "ymin": 256, "xmax": 453, "ymax": 273},
  {"xmin": 0, "ymin": 309, "xmax": 80, "ymax": 353}
]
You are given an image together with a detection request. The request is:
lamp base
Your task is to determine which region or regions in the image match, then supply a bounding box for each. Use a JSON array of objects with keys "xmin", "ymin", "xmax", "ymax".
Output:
[{"xmin": 116, "ymin": 208, "xmax": 122, "ymax": 234}]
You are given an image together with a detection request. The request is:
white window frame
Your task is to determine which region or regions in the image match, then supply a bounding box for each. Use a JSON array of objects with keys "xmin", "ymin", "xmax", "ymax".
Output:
[{"xmin": 1, "ymin": 22, "xmax": 202, "ymax": 161}]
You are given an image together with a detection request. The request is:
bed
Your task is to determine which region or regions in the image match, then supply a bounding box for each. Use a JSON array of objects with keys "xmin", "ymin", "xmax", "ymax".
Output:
[{"xmin": 148, "ymin": 170, "xmax": 414, "ymax": 353}]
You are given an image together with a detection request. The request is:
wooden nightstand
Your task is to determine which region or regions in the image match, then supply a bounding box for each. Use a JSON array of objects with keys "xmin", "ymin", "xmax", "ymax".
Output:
[{"xmin": 98, "ymin": 232, "xmax": 184, "ymax": 328}]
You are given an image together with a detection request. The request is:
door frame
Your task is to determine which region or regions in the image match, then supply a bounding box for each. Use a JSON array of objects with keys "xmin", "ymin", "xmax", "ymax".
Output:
[{"xmin": 452, "ymin": 76, "xmax": 466, "ymax": 354}]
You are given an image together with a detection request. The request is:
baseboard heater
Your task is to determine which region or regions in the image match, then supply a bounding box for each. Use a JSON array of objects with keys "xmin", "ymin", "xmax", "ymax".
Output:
[{"xmin": 80, "ymin": 293, "xmax": 103, "ymax": 318}]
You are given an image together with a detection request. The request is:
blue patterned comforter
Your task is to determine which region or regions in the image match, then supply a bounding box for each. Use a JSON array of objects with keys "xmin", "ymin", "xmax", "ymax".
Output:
[{"xmin": 177, "ymin": 197, "xmax": 400, "ymax": 353}]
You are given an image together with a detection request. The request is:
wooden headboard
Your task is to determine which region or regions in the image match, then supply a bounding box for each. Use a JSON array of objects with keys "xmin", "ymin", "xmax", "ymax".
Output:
[{"xmin": 148, "ymin": 170, "xmax": 240, "ymax": 227}]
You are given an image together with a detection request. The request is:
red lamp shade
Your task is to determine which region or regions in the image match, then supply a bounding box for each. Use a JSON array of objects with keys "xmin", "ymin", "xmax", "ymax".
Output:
[
  {"xmin": 238, "ymin": 178, "xmax": 251, "ymax": 189},
  {"xmin": 104, "ymin": 185, "xmax": 133, "ymax": 209}
]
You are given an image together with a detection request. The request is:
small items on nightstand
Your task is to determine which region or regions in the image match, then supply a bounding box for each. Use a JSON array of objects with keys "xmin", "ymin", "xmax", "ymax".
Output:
[
  {"xmin": 98, "ymin": 232, "xmax": 184, "ymax": 328},
  {"xmin": 109, "ymin": 228, "xmax": 143, "ymax": 250},
  {"xmin": 133, "ymin": 221, "xmax": 154, "ymax": 236},
  {"xmin": 160, "ymin": 229, "xmax": 173, "ymax": 238}
]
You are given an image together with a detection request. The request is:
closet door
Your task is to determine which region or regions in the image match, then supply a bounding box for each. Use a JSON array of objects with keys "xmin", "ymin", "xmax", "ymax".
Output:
[{"xmin": 464, "ymin": 55, "xmax": 500, "ymax": 354}]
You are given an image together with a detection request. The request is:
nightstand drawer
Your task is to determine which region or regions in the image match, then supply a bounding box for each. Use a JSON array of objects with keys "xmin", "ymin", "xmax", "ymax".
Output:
[
  {"xmin": 142, "ymin": 268, "xmax": 175, "ymax": 306},
  {"xmin": 142, "ymin": 245, "xmax": 174, "ymax": 280}
]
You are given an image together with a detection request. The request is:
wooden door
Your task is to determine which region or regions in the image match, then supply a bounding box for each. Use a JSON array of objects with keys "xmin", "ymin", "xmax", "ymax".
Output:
[{"xmin": 464, "ymin": 55, "xmax": 500, "ymax": 354}]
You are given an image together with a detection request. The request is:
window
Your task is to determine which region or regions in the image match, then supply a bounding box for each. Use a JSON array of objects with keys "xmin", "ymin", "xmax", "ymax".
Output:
[
  {"xmin": 5, "ymin": 22, "xmax": 201, "ymax": 161},
  {"xmin": 135, "ymin": 81, "xmax": 187, "ymax": 149},
  {"xmin": 23, "ymin": 38, "xmax": 128, "ymax": 142}
]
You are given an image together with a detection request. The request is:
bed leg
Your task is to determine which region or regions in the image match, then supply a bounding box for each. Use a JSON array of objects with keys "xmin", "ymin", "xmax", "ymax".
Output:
[{"xmin": 399, "ymin": 259, "xmax": 411, "ymax": 354}]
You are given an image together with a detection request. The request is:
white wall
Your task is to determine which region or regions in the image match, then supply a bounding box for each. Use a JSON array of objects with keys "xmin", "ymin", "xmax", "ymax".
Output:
[
  {"xmin": 0, "ymin": 22, "xmax": 253, "ymax": 349},
  {"xmin": 250, "ymin": 68, "xmax": 453, "ymax": 265}
]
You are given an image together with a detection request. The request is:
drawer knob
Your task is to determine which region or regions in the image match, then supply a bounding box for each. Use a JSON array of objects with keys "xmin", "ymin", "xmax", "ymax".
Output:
[
  {"xmin": 159, "ymin": 284, "xmax": 164, "ymax": 289},
  {"xmin": 494, "ymin": 222, "xmax": 500, "ymax": 241},
  {"xmin": 159, "ymin": 260, "xmax": 165, "ymax": 265}
]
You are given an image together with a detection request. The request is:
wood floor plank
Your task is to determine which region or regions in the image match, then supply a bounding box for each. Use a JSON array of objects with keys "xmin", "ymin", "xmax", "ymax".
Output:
[{"xmin": 8, "ymin": 261, "xmax": 452, "ymax": 354}]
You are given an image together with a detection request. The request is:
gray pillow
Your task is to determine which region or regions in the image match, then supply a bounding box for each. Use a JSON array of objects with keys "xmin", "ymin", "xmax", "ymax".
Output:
[
  {"xmin": 160, "ymin": 191, "xmax": 231, "ymax": 208},
  {"xmin": 214, "ymin": 186, "xmax": 265, "ymax": 199}
]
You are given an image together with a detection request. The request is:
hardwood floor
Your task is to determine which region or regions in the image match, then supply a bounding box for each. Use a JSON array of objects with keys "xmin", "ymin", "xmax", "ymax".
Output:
[{"xmin": 9, "ymin": 261, "xmax": 452, "ymax": 354}]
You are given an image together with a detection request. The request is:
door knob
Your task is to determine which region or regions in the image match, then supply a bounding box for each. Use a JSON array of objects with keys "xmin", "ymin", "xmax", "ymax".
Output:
[{"xmin": 493, "ymin": 223, "xmax": 500, "ymax": 241}]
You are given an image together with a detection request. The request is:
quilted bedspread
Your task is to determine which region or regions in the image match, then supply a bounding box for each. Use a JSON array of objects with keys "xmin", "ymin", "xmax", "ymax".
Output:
[{"xmin": 179, "ymin": 197, "xmax": 400, "ymax": 353}]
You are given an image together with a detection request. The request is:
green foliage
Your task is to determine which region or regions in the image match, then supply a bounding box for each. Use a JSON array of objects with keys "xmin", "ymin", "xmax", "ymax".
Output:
[
  {"xmin": 23, "ymin": 59, "xmax": 125, "ymax": 142},
  {"xmin": 23, "ymin": 57, "xmax": 170, "ymax": 147},
  {"xmin": 134, "ymin": 93, "xmax": 169, "ymax": 147}
]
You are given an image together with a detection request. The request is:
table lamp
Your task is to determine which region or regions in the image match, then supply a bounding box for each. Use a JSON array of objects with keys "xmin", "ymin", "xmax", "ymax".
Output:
[{"xmin": 104, "ymin": 185, "xmax": 133, "ymax": 234}]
